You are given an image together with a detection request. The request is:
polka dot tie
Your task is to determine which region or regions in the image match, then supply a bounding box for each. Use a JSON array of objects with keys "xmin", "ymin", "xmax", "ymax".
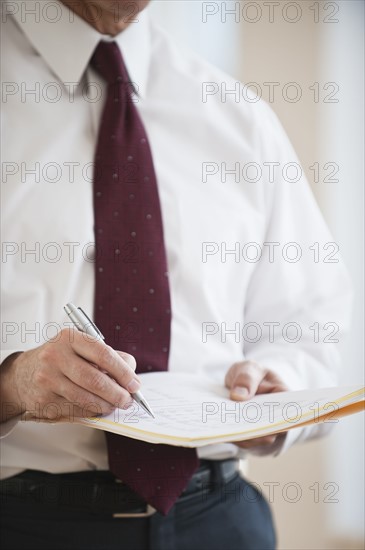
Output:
[{"xmin": 91, "ymin": 41, "xmax": 198, "ymax": 515}]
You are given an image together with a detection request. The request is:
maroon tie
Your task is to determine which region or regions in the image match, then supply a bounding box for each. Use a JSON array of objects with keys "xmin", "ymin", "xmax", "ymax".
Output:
[{"xmin": 91, "ymin": 41, "xmax": 198, "ymax": 515}]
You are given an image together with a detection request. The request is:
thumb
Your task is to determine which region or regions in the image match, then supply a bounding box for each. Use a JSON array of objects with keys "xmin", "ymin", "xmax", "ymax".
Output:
[
  {"xmin": 230, "ymin": 385, "xmax": 250, "ymax": 401},
  {"xmin": 225, "ymin": 361, "xmax": 266, "ymax": 401}
]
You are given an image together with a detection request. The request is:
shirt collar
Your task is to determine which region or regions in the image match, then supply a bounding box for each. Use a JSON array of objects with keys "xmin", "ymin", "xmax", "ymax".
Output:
[{"xmin": 9, "ymin": 0, "xmax": 151, "ymax": 97}]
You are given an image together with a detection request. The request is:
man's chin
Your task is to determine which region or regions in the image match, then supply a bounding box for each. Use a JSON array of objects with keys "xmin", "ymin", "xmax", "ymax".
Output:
[{"xmin": 102, "ymin": 0, "xmax": 150, "ymax": 17}]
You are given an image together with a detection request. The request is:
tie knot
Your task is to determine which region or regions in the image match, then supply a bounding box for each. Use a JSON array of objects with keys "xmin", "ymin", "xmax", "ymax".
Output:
[{"xmin": 91, "ymin": 41, "xmax": 129, "ymax": 86}]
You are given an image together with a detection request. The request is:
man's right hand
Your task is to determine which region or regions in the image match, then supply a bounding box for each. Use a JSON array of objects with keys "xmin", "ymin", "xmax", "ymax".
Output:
[{"xmin": 0, "ymin": 328, "xmax": 140, "ymax": 423}]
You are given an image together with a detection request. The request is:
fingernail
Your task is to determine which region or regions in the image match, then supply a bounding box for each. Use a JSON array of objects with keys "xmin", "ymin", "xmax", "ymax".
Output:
[
  {"xmin": 127, "ymin": 379, "xmax": 140, "ymax": 393},
  {"xmin": 232, "ymin": 387, "xmax": 249, "ymax": 398}
]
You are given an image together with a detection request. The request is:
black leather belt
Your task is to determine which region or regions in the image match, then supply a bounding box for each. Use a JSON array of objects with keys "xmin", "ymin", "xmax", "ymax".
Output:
[{"xmin": 0, "ymin": 459, "xmax": 239, "ymax": 518}]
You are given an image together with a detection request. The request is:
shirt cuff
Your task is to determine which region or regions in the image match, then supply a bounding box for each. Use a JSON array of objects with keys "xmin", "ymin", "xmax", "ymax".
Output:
[{"xmin": 0, "ymin": 416, "xmax": 20, "ymax": 439}]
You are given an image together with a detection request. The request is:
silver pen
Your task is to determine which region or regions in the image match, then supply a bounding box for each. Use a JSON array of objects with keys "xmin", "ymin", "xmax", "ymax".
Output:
[{"xmin": 64, "ymin": 302, "xmax": 155, "ymax": 419}]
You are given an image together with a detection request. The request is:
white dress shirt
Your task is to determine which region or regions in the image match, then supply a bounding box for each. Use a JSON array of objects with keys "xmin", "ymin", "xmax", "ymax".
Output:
[{"xmin": 1, "ymin": 1, "xmax": 352, "ymax": 479}]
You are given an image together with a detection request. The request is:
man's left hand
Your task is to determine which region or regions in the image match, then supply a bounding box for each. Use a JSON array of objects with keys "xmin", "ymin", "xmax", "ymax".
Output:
[{"xmin": 225, "ymin": 360, "xmax": 288, "ymax": 450}]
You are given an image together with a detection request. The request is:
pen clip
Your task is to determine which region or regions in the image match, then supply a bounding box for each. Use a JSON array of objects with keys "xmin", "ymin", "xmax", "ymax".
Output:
[{"xmin": 78, "ymin": 307, "xmax": 105, "ymax": 340}]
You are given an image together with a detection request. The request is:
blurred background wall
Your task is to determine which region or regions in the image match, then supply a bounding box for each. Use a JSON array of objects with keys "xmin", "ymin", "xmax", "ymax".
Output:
[{"xmin": 150, "ymin": 1, "xmax": 364, "ymax": 549}]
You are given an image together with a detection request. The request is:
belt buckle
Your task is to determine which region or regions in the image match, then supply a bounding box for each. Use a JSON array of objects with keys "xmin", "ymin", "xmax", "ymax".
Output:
[
  {"xmin": 113, "ymin": 504, "xmax": 156, "ymax": 519},
  {"xmin": 112, "ymin": 479, "xmax": 156, "ymax": 518}
]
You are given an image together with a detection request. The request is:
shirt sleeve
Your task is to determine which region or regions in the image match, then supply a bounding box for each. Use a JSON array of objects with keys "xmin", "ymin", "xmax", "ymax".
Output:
[{"xmin": 241, "ymin": 103, "xmax": 353, "ymax": 452}]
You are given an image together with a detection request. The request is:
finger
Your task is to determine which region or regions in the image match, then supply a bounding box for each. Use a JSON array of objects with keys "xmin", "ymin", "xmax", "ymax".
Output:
[
  {"xmin": 256, "ymin": 377, "xmax": 288, "ymax": 395},
  {"xmin": 25, "ymin": 385, "xmax": 114, "ymax": 421},
  {"xmin": 56, "ymin": 376, "xmax": 119, "ymax": 416},
  {"xmin": 116, "ymin": 351, "xmax": 136, "ymax": 371},
  {"xmin": 58, "ymin": 401, "xmax": 116, "ymax": 421},
  {"xmin": 63, "ymin": 356, "xmax": 132, "ymax": 407},
  {"xmin": 226, "ymin": 361, "xmax": 267, "ymax": 401},
  {"xmin": 69, "ymin": 403, "xmax": 130, "ymax": 420},
  {"xmin": 69, "ymin": 330, "xmax": 140, "ymax": 393},
  {"xmin": 61, "ymin": 403, "xmax": 102, "ymax": 421},
  {"xmin": 235, "ymin": 435, "xmax": 278, "ymax": 449}
]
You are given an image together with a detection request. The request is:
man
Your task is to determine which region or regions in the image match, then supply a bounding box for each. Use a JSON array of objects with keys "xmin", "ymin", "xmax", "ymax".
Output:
[{"xmin": 0, "ymin": 0, "xmax": 351, "ymax": 549}]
